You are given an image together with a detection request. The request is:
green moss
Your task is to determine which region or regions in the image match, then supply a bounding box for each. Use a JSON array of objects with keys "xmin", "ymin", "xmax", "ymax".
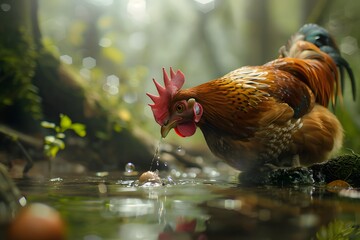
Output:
[
  {"xmin": 310, "ymin": 153, "xmax": 360, "ymax": 187},
  {"xmin": 239, "ymin": 154, "xmax": 360, "ymax": 187},
  {"xmin": 0, "ymin": 28, "xmax": 42, "ymax": 120},
  {"xmin": 239, "ymin": 166, "xmax": 315, "ymax": 186}
]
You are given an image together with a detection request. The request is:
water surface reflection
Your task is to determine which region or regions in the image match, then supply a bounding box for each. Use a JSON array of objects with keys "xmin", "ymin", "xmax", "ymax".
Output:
[{"xmin": 13, "ymin": 171, "xmax": 360, "ymax": 240}]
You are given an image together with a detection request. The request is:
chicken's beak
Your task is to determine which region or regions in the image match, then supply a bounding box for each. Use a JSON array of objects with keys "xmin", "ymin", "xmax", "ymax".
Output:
[
  {"xmin": 161, "ymin": 98, "xmax": 198, "ymax": 138},
  {"xmin": 161, "ymin": 120, "xmax": 178, "ymax": 138}
]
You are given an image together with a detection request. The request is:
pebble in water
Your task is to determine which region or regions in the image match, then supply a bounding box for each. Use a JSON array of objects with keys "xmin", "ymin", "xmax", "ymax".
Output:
[{"xmin": 139, "ymin": 171, "xmax": 161, "ymax": 184}]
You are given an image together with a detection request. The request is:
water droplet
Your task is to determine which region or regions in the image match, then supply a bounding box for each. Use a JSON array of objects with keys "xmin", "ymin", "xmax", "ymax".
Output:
[
  {"xmin": 165, "ymin": 176, "xmax": 176, "ymax": 185},
  {"xmin": 96, "ymin": 171, "xmax": 109, "ymax": 177},
  {"xmin": 18, "ymin": 196, "xmax": 27, "ymax": 207},
  {"xmin": 124, "ymin": 163, "xmax": 138, "ymax": 176},
  {"xmin": 125, "ymin": 162, "xmax": 135, "ymax": 172},
  {"xmin": 49, "ymin": 177, "xmax": 63, "ymax": 182},
  {"xmin": 98, "ymin": 183, "xmax": 107, "ymax": 194},
  {"xmin": 176, "ymin": 146, "xmax": 185, "ymax": 155},
  {"xmin": 150, "ymin": 139, "xmax": 162, "ymax": 171}
]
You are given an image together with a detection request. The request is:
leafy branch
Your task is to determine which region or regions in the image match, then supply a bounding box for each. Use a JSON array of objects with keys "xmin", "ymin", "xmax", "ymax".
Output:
[{"xmin": 41, "ymin": 114, "xmax": 86, "ymax": 158}]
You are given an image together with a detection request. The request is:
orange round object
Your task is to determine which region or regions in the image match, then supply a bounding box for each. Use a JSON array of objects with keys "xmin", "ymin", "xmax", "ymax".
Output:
[
  {"xmin": 326, "ymin": 180, "xmax": 352, "ymax": 193},
  {"xmin": 7, "ymin": 203, "xmax": 66, "ymax": 240}
]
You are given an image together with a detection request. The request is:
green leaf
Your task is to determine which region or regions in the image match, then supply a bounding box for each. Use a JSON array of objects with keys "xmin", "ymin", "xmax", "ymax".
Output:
[
  {"xmin": 44, "ymin": 136, "xmax": 65, "ymax": 149},
  {"xmin": 44, "ymin": 135, "xmax": 56, "ymax": 144},
  {"xmin": 41, "ymin": 121, "xmax": 56, "ymax": 129},
  {"xmin": 316, "ymin": 220, "xmax": 360, "ymax": 240},
  {"xmin": 70, "ymin": 123, "xmax": 86, "ymax": 137},
  {"xmin": 60, "ymin": 114, "xmax": 72, "ymax": 131},
  {"xmin": 55, "ymin": 138, "xmax": 65, "ymax": 149},
  {"xmin": 56, "ymin": 133, "xmax": 66, "ymax": 139},
  {"xmin": 113, "ymin": 123, "xmax": 122, "ymax": 132},
  {"xmin": 44, "ymin": 145, "xmax": 59, "ymax": 158}
]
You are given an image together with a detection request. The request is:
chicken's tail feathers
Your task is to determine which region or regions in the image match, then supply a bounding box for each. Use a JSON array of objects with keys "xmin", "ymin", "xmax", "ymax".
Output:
[
  {"xmin": 279, "ymin": 23, "xmax": 356, "ymax": 105},
  {"xmin": 325, "ymin": 48, "xmax": 356, "ymax": 101},
  {"xmin": 299, "ymin": 23, "xmax": 356, "ymax": 101}
]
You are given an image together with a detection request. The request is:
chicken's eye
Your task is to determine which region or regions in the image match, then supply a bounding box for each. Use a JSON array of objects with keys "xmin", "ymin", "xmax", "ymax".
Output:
[{"xmin": 175, "ymin": 103, "xmax": 185, "ymax": 113}]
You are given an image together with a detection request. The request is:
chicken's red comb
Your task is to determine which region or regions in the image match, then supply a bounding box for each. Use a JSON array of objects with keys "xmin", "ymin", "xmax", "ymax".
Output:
[{"xmin": 147, "ymin": 67, "xmax": 185, "ymax": 125}]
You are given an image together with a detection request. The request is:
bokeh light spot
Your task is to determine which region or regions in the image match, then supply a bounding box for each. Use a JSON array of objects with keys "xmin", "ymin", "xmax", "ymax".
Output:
[
  {"xmin": 83, "ymin": 57, "xmax": 96, "ymax": 69},
  {"xmin": 87, "ymin": 0, "xmax": 113, "ymax": 7},
  {"xmin": 80, "ymin": 68, "xmax": 91, "ymax": 80},
  {"xmin": 123, "ymin": 92, "xmax": 138, "ymax": 104},
  {"xmin": 99, "ymin": 38, "xmax": 112, "ymax": 47},
  {"xmin": 106, "ymin": 75, "xmax": 120, "ymax": 86},
  {"xmin": 194, "ymin": 0, "xmax": 215, "ymax": 13},
  {"xmin": 1, "ymin": 3, "xmax": 11, "ymax": 12},
  {"xmin": 60, "ymin": 55, "xmax": 73, "ymax": 65},
  {"xmin": 341, "ymin": 36, "xmax": 358, "ymax": 55}
]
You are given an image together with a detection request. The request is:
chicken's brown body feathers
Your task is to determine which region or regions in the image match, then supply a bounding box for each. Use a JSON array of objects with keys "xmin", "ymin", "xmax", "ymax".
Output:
[
  {"xmin": 173, "ymin": 40, "xmax": 344, "ymax": 170},
  {"xmin": 149, "ymin": 24, "xmax": 355, "ymax": 171}
]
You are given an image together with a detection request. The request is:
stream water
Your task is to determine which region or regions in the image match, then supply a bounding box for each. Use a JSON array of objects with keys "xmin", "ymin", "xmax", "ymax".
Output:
[{"xmin": 12, "ymin": 168, "xmax": 360, "ymax": 240}]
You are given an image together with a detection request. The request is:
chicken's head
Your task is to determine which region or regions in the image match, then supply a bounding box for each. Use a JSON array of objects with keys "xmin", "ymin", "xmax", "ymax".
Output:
[{"xmin": 147, "ymin": 68, "xmax": 203, "ymax": 138}]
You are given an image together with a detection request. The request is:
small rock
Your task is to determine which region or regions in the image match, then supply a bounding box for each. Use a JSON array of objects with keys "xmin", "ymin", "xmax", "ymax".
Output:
[
  {"xmin": 310, "ymin": 153, "xmax": 360, "ymax": 187},
  {"xmin": 139, "ymin": 171, "xmax": 161, "ymax": 184},
  {"xmin": 326, "ymin": 180, "xmax": 352, "ymax": 193}
]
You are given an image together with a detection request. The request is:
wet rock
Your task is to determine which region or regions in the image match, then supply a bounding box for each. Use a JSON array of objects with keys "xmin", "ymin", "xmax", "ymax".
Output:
[
  {"xmin": 239, "ymin": 154, "xmax": 360, "ymax": 187},
  {"xmin": 139, "ymin": 171, "xmax": 161, "ymax": 184},
  {"xmin": 310, "ymin": 154, "xmax": 360, "ymax": 187},
  {"xmin": 239, "ymin": 166, "xmax": 314, "ymax": 186},
  {"xmin": 265, "ymin": 167, "xmax": 314, "ymax": 186}
]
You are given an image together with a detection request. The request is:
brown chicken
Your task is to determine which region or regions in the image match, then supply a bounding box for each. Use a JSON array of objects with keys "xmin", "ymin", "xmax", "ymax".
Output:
[{"xmin": 147, "ymin": 24, "xmax": 356, "ymax": 171}]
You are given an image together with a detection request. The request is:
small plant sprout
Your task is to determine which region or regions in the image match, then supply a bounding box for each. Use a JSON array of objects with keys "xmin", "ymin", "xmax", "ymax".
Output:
[{"xmin": 41, "ymin": 114, "xmax": 86, "ymax": 158}]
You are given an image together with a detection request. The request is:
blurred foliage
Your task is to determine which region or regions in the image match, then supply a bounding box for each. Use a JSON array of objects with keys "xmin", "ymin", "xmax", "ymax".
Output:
[
  {"xmin": 0, "ymin": 28, "xmax": 42, "ymax": 119},
  {"xmin": 37, "ymin": 0, "xmax": 360, "ymax": 149},
  {"xmin": 41, "ymin": 114, "xmax": 86, "ymax": 158},
  {"xmin": 39, "ymin": 0, "xmax": 151, "ymax": 137},
  {"xmin": 316, "ymin": 219, "xmax": 360, "ymax": 240}
]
